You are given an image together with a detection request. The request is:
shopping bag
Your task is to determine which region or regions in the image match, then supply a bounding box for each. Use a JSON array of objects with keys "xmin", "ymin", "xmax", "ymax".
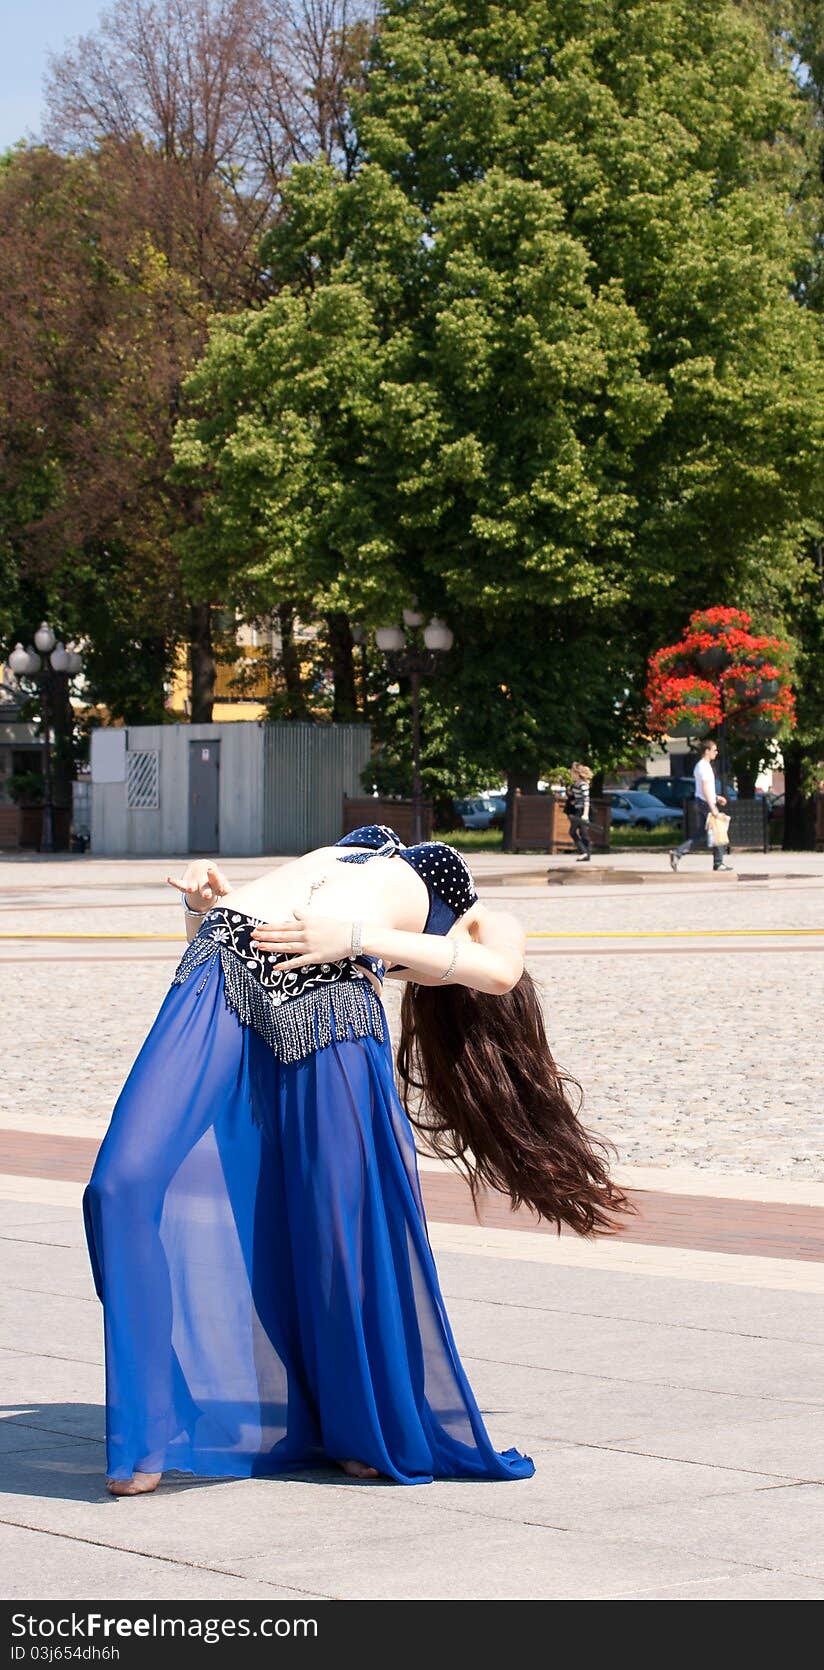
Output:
[{"xmin": 706, "ymin": 810, "xmax": 730, "ymax": 848}]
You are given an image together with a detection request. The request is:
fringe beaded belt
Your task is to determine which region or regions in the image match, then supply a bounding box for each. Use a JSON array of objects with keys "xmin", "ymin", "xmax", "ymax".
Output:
[{"xmin": 171, "ymin": 906, "xmax": 386, "ymax": 1062}]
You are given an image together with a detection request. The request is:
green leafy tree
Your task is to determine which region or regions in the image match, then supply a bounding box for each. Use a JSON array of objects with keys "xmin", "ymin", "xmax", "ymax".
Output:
[
  {"xmin": 0, "ymin": 145, "xmax": 201, "ymax": 725},
  {"xmin": 0, "ymin": 3, "xmax": 376, "ymax": 723},
  {"xmin": 763, "ymin": 0, "xmax": 824, "ymax": 844},
  {"xmin": 174, "ymin": 0, "xmax": 824, "ymax": 829}
]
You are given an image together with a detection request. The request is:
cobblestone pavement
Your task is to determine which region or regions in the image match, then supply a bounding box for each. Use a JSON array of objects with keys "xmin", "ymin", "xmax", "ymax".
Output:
[
  {"xmin": 2, "ymin": 850, "xmax": 823, "ymax": 1180},
  {"xmin": 3, "ymin": 851, "xmax": 824, "ymax": 1602}
]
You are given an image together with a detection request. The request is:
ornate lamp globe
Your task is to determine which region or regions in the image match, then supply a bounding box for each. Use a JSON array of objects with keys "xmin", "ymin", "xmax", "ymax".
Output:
[
  {"xmin": 8, "ymin": 643, "xmax": 31, "ymax": 676},
  {"xmin": 423, "ymin": 618, "xmax": 453, "ymax": 652}
]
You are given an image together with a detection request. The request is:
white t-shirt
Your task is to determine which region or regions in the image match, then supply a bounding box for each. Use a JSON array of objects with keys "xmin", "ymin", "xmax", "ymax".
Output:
[{"xmin": 694, "ymin": 757, "xmax": 717, "ymax": 808}]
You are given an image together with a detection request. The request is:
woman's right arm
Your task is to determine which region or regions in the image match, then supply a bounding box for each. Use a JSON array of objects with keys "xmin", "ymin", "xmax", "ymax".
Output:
[
  {"xmin": 166, "ymin": 860, "xmax": 231, "ymax": 942},
  {"xmin": 361, "ymin": 907, "xmax": 525, "ymax": 995}
]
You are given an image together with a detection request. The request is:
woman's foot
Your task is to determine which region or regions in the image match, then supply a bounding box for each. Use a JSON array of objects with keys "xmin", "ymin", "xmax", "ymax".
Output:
[
  {"xmin": 338, "ymin": 1458, "xmax": 379, "ymax": 1479},
  {"xmin": 106, "ymin": 1471, "xmax": 161, "ymax": 1496}
]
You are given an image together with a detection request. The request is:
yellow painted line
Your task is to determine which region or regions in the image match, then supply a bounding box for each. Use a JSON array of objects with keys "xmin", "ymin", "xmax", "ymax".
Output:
[
  {"xmin": 0, "ymin": 932, "xmax": 187, "ymax": 942},
  {"xmin": 0, "ymin": 929, "xmax": 822, "ymax": 943},
  {"xmin": 528, "ymin": 928, "xmax": 824, "ymax": 940}
]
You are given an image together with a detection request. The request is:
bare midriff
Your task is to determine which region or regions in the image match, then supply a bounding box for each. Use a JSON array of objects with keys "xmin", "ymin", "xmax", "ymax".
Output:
[{"xmin": 218, "ymin": 847, "xmax": 429, "ymax": 993}]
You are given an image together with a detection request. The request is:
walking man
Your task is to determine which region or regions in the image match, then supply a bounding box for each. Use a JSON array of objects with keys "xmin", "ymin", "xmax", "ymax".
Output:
[
  {"xmin": 670, "ymin": 740, "xmax": 734, "ymax": 873},
  {"xmin": 565, "ymin": 763, "xmax": 593, "ymax": 863}
]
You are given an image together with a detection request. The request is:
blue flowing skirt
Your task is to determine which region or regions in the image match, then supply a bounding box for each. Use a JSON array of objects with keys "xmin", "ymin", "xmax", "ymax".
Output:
[{"xmin": 83, "ymin": 957, "xmax": 534, "ymax": 1485}]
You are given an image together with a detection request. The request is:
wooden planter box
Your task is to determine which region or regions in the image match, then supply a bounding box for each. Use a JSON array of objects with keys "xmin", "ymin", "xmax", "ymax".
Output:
[
  {"xmin": 510, "ymin": 792, "xmax": 611, "ymax": 854},
  {"xmin": 2, "ymin": 805, "xmax": 72, "ymax": 851},
  {"xmin": 0, "ymin": 807, "xmax": 19, "ymax": 849},
  {"xmin": 341, "ymin": 797, "xmax": 434, "ymax": 844}
]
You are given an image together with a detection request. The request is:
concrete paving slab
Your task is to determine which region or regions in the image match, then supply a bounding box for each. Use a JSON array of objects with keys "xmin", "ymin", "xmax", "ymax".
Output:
[
  {"xmin": 0, "ymin": 1202, "xmax": 82, "ymax": 1228},
  {"xmin": 0, "ymin": 1355, "xmax": 104, "ymax": 1415},
  {"xmin": 0, "ymin": 1291, "xmax": 102, "ymax": 1363},
  {"xmin": 0, "ymin": 1421, "xmax": 62, "ymax": 1457},
  {"xmin": 221, "ymin": 1513, "xmax": 766, "ymax": 1601},
  {"xmin": 0, "ymin": 1521, "xmax": 324, "ymax": 1601},
  {"xmin": 615, "ymin": 1411, "xmax": 824, "ymax": 1482},
  {"xmin": 437, "ymin": 1251, "xmax": 824, "ymax": 1344},
  {"xmin": 0, "ymin": 1200, "xmax": 85, "ymax": 1242},
  {"xmin": 420, "ymin": 1442, "xmax": 785, "ymax": 1525},
  {"xmin": 468, "ymin": 1358, "xmax": 813, "ymax": 1445},
  {"xmin": 564, "ymin": 1481, "xmax": 824, "ymax": 1578},
  {"xmin": 0, "ymin": 1443, "xmax": 499, "ymax": 1567},
  {"xmin": 2, "ymin": 1239, "xmax": 98, "ymax": 1300},
  {"xmin": 626, "ymin": 1571, "xmax": 824, "ymax": 1599},
  {"xmin": 453, "ymin": 1303, "xmax": 824, "ymax": 1403},
  {"xmin": 0, "ymin": 1401, "xmax": 105, "ymax": 1445}
]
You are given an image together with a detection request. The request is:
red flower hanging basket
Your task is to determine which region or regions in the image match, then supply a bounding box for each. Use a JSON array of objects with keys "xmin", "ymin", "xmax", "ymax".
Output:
[{"xmin": 646, "ymin": 608, "xmax": 795, "ymax": 746}]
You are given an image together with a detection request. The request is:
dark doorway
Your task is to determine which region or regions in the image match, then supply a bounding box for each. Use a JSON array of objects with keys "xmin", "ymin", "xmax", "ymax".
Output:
[{"xmin": 188, "ymin": 739, "xmax": 220, "ymax": 853}]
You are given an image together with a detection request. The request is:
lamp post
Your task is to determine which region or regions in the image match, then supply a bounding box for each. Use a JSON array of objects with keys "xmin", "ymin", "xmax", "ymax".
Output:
[
  {"xmin": 8, "ymin": 625, "xmax": 83, "ymax": 853},
  {"xmin": 374, "ymin": 610, "xmax": 454, "ymax": 844}
]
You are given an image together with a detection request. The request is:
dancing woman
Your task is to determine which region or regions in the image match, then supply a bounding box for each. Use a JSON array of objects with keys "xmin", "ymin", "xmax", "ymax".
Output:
[{"xmin": 84, "ymin": 826, "xmax": 627, "ymax": 1495}]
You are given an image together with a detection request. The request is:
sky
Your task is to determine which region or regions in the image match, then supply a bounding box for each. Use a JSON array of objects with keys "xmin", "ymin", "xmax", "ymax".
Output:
[{"xmin": 0, "ymin": 1, "xmax": 106, "ymax": 151}]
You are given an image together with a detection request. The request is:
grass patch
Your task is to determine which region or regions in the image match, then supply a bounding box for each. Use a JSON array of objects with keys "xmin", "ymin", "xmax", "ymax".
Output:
[
  {"xmin": 434, "ymin": 827, "xmax": 504, "ymax": 851},
  {"xmin": 610, "ymin": 824, "xmax": 682, "ymax": 849},
  {"xmin": 437, "ymin": 824, "xmax": 683, "ymax": 852}
]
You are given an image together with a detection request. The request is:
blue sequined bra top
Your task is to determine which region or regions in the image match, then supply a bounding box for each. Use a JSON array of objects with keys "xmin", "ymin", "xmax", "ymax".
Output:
[
  {"xmin": 170, "ymin": 826, "xmax": 478, "ymax": 1063},
  {"xmin": 334, "ymin": 824, "xmax": 479, "ymax": 936}
]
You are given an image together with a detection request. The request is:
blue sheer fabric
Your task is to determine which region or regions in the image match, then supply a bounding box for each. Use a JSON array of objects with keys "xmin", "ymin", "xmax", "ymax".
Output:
[{"xmin": 84, "ymin": 955, "xmax": 534, "ymax": 1485}]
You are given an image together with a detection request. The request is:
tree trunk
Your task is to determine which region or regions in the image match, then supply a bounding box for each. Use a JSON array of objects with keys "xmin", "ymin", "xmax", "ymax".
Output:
[
  {"xmin": 325, "ymin": 611, "xmax": 358, "ymax": 722},
  {"xmin": 277, "ymin": 603, "xmax": 308, "ymax": 717},
  {"xmin": 782, "ymin": 738, "xmax": 815, "ymax": 849},
  {"xmin": 503, "ymin": 767, "xmax": 539, "ymax": 852},
  {"xmin": 188, "ymin": 601, "xmax": 215, "ymax": 723}
]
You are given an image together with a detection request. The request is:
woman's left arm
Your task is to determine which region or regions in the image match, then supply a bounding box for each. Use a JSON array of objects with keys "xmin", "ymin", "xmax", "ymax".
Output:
[{"xmin": 250, "ymin": 905, "xmax": 525, "ymax": 996}]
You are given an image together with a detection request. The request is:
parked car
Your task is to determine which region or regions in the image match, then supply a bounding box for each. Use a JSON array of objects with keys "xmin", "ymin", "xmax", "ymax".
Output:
[
  {"xmin": 453, "ymin": 791, "xmax": 507, "ymax": 830},
  {"xmin": 453, "ymin": 796, "xmax": 497, "ymax": 830},
  {"xmin": 478, "ymin": 792, "xmax": 507, "ymax": 822},
  {"xmin": 632, "ymin": 774, "xmax": 738, "ymax": 807},
  {"xmin": 631, "ymin": 775, "xmax": 695, "ymax": 809},
  {"xmin": 604, "ymin": 790, "xmax": 682, "ymax": 830}
]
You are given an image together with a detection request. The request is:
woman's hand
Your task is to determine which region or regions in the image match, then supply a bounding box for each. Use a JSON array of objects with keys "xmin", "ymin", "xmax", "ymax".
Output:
[
  {"xmin": 166, "ymin": 860, "xmax": 230, "ymax": 914},
  {"xmin": 250, "ymin": 908, "xmax": 354, "ymax": 970}
]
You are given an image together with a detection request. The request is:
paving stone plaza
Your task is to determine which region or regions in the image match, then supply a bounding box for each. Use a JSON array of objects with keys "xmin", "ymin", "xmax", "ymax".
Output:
[{"xmin": 2, "ymin": 849, "xmax": 824, "ymax": 1600}]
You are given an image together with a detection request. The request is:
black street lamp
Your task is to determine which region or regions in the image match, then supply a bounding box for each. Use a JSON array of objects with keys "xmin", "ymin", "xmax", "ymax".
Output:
[
  {"xmin": 374, "ymin": 609, "xmax": 454, "ymax": 844},
  {"xmin": 8, "ymin": 624, "xmax": 83, "ymax": 853}
]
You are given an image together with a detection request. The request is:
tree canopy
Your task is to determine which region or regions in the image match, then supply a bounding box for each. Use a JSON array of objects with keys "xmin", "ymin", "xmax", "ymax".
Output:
[
  {"xmin": 175, "ymin": 0, "xmax": 824, "ymax": 784},
  {"xmin": 1, "ymin": 1, "xmax": 375, "ymax": 722}
]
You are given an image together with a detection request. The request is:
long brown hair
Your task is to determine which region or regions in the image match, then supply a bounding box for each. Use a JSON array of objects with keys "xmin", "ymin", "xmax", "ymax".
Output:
[{"xmin": 397, "ymin": 970, "xmax": 632, "ymax": 1236}]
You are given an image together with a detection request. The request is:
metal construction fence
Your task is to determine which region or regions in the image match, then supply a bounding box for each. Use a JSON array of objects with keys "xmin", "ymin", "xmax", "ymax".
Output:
[{"xmin": 262, "ymin": 723, "xmax": 373, "ymax": 854}]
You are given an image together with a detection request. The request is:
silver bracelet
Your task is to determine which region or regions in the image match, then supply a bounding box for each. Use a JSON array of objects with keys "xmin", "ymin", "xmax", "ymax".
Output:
[
  {"xmin": 441, "ymin": 940, "xmax": 459, "ymax": 982},
  {"xmin": 182, "ymin": 895, "xmax": 210, "ymax": 917},
  {"xmin": 350, "ymin": 920, "xmax": 363, "ymax": 957}
]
